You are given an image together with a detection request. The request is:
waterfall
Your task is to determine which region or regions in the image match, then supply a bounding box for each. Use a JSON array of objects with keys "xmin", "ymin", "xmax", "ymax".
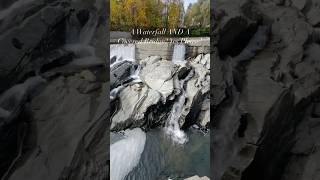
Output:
[
  {"xmin": 110, "ymin": 85, "xmax": 125, "ymax": 101},
  {"xmin": 79, "ymin": 13, "xmax": 98, "ymax": 45},
  {"xmin": 164, "ymin": 69, "xmax": 194, "ymax": 144},
  {"xmin": 110, "ymin": 44, "xmax": 136, "ymax": 66},
  {"xmin": 165, "ymin": 92, "xmax": 188, "ymax": 144},
  {"xmin": 172, "ymin": 44, "xmax": 186, "ymax": 65},
  {"xmin": 110, "ymin": 128, "xmax": 146, "ymax": 180},
  {"xmin": 130, "ymin": 64, "xmax": 142, "ymax": 83},
  {"xmin": 64, "ymin": 11, "xmax": 99, "ymax": 66}
]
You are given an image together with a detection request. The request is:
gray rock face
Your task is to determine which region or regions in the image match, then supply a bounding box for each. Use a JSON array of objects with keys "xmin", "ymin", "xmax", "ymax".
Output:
[
  {"xmin": 111, "ymin": 54, "xmax": 211, "ymax": 131},
  {"xmin": 111, "ymin": 84, "xmax": 161, "ymax": 131},
  {"xmin": 0, "ymin": 3, "xmax": 67, "ymax": 92},
  {"xmin": 0, "ymin": 0, "xmax": 108, "ymax": 179},
  {"xmin": 140, "ymin": 58, "xmax": 177, "ymax": 100},
  {"xmin": 212, "ymin": 0, "xmax": 320, "ymax": 180},
  {"xmin": 181, "ymin": 55, "xmax": 210, "ymax": 128},
  {"xmin": 110, "ymin": 60, "xmax": 137, "ymax": 89},
  {"xmin": 7, "ymin": 76, "xmax": 106, "ymax": 180}
]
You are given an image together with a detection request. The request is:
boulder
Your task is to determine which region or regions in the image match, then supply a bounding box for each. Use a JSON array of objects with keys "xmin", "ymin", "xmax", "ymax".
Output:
[
  {"xmin": 110, "ymin": 60, "xmax": 137, "ymax": 89},
  {"xmin": 140, "ymin": 57, "xmax": 177, "ymax": 100},
  {"xmin": 111, "ymin": 84, "xmax": 161, "ymax": 131}
]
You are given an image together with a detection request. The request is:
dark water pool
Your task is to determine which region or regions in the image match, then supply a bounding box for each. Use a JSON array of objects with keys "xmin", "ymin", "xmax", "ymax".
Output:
[{"xmin": 125, "ymin": 128, "xmax": 210, "ymax": 180}]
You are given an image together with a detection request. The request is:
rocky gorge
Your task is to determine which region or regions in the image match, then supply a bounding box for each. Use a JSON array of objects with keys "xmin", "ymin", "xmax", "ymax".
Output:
[
  {"xmin": 0, "ymin": 0, "xmax": 108, "ymax": 180},
  {"xmin": 110, "ymin": 51, "xmax": 210, "ymax": 132},
  {"xmin": 212, "ymin": 0, "xmax": 320, "ymax": 180},
  {"xmin": 110, "ymin": 43, "xmax": 210, "ymax": 179}
]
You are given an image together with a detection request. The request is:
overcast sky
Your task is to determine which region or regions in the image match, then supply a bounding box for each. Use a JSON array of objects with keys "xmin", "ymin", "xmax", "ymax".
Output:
[{"xmin": 184, "ymin": 0, "xmax": 198, "ymax": 11}]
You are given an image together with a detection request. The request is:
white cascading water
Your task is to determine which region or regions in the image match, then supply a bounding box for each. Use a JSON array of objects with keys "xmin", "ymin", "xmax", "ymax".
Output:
[
  {"xmin": 79, "ymin": 13, "xmax": 98, "ymax": 45},
  {"xmin": 129, "ymin": 63, "xmax": 142, "ymax": 83},
  {"xmin": 165, "ymin": 92, "xmax": 188, "ymax": 144},
  {"xmin": 110, "ymin": 85, "xmax": 125, "ymax": 101},
  {"xmin": 110, "ymin": 128, "xmax": 146, "ymax": 180},
  {"xmin": 64, "ymin": 11, "xmax": 101, "ymax": 67},
  {"xmin": 172, "ymin": 44, "xmax": 186, "ymax": 65},
  {"xmin": 110, "ymin": 44, "xmax": 136, "ymax": 67},
  {"xmin": 164, "ymin": 69, "xmax": 194, "ymax": 144}
]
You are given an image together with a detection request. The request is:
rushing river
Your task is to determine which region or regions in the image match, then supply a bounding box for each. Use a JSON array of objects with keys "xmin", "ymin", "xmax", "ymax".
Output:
[{"xmin": 111, "ymin": 128, "xmax": 210, "ymax": 180}]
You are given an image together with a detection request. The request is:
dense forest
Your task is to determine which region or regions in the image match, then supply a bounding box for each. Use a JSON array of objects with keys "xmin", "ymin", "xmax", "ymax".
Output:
[
  {"xmin": 110, "ymin": 0, "xmax": 210, "ymax": 31},
  {"xmin": 184, "ymin": 0, "xmax": 210, "ymax": 27}
]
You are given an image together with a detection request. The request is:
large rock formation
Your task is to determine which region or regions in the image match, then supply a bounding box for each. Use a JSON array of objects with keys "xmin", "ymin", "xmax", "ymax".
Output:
[
  {"xmin": 0, "ymin": 0, "xmax": 108, "ymax": 179},
  {"xmin": 111, "ymin": 54, "xmax": 210, "ymax": 131},
  {"xmin": 212, "ymin": 0, "xmax": 320, "ymax": 179}
]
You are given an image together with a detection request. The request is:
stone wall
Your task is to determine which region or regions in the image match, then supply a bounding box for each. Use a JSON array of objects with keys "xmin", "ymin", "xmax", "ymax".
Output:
[
  {"xmin": 110, "ymin": 31, "xmax": 210, "ymax": 61},
  {"xmin": 134, "ymin": 39, "xmax": 210, "ymax": 61}
]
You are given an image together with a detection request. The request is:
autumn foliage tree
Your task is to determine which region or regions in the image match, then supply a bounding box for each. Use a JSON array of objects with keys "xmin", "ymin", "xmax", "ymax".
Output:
[
  {"xmin": 184, "ymin": 0, "xmax": 209, "ymax": 27},
  {"xmin": 110, "ymin": 0, "xmax": 184, "ymax": 30},
  {"xmin": 168, "ymin": 1, "xmax": 181, "ymax": 29}
]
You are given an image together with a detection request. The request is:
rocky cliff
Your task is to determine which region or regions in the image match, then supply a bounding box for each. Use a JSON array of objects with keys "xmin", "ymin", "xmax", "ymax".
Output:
[
  {"xmin": 110, "ymin": 54, "xmax": 210, "ymax": 132},
  {"xmin": 212, "ymin": 0, "xmax": 320, "ymax": 179}
]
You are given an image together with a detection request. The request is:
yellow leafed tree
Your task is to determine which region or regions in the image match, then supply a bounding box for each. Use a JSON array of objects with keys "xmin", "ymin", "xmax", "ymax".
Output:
[{"xmin": 168, "ymin": 1, "xmax": 180, "ymax": 29}]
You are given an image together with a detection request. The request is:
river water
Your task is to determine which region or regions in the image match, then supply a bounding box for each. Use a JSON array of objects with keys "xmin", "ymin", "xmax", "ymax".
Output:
[{"xmin": 111, "ymin": 128, "xmax": 210, "ymax": 180}]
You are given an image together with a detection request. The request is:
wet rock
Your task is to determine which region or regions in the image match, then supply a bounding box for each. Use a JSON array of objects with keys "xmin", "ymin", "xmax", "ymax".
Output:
[
  {"xmin": 181, "ymin": 55, "xmax": 210, "ymax": 127},
  {"xmin": 111, "ymin": 54, "xmax": 211, "ymax": 131},
  {"xmin": 0, "ymin": 4, "xmax": 67, "ymax": 92},
  {"xmin": 197, "ymin": 98, "xmax": 210, "ymax": 128},
  {"xmin": 0, "ymin": 76, "xmax": 46, "ymax": 178},
  {"xmin": 0, "ymin": 0, "xmax": 109, "ymax": 179},
  {"xmin": 178, "ymin": 66, "xmax": 190, "ymax": 79},
  {"xmin": 111, "ymin": 84, "xmax": 161, "ymax": 131},
  {"xmin": 7, "ymin": 75, "xmax": 106, "ymax": 180},
  {"xmin": 110, "ymin": 61, "xmax": 136, "ymax": 89},
  {"xmin": 139, "ymin": 57, "xmax": 176, "ymax": 100}
]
